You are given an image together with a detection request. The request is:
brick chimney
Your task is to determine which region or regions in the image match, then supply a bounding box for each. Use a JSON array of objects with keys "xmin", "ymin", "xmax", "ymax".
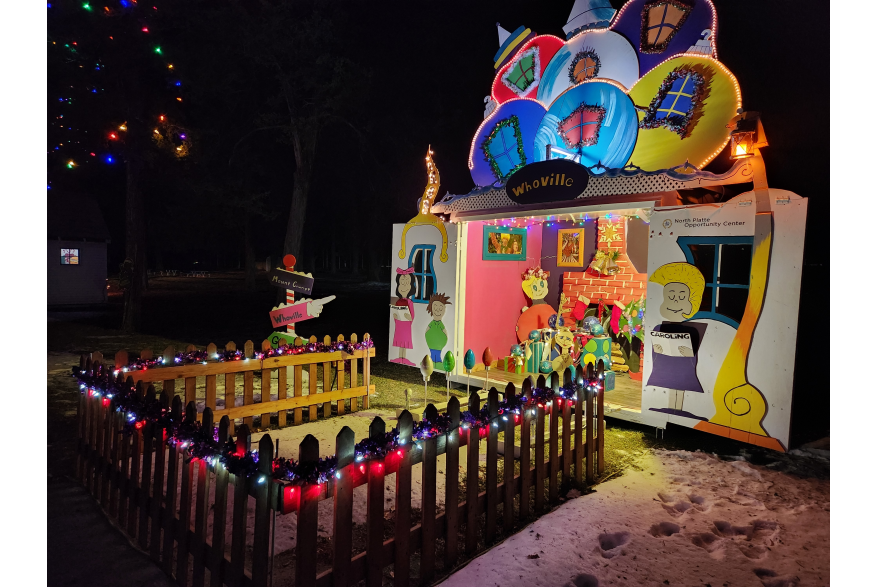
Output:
[{"xmin": 561, "ymin": 216, "xmax": 646, "ymax": 321}]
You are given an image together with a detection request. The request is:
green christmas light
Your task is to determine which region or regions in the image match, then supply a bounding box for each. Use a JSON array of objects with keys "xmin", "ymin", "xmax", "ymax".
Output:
[
  {"xmin": 154, "ymin": 47, "xmax": 162, "ymax": 54},
  {"xmin": 82, "ymin": 3, "xmax": 91, "ymax": 10}
]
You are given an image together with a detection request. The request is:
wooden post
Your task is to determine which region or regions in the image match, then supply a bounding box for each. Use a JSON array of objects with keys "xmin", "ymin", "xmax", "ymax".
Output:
[
  {"xmin": 548, "ymin": 384, "xmax": 560, "ymax": 504},
  {"xmin": 394, "ymin": 411, "xmax": 413, "ymax": 587},
  {"xmin": 534, "ymin": 395, "xmax": 546, "ymax": 514},
  {"xmin": 296, "ymin": 435, "xmax": 320, "ymax": 587},
  {"xmin": 350, "ymin": 338, "xmax": 359, "ymax": 413},
  {"xmin": 485, "ymin": 388, "xmax": 499, "ymax": 544},
  {"xmin": 362, "ymin": 333, "xmax": 371, "ymax": 410},
  {"xmin": 252, "ymin": 434, "xmax": 274, "ymax": 586},
  {"xmin": 323, "ymin": 336, "xmax": 333, "ymax": 418},
  {"xmin": 309, "ymin": 362, "xmax": 318, "ymax": 422},
  {"xmin": 520, "ymin": 377, "xmax": 532, "ymax": 521},
  {"xmin": 229, "ymin": 424, "xmax": 251, "ymax": 587},
  {"xmin": 225, "ymin": 342, "xmax": 237, "ymax": 437},
  {"xmin": 562, "ymin": 387, "xmax": 572, "ymax": 491},
  {"xmin": 209, "ymin": 417, "xmax": 231, "ymax": 587},
  {"xmin": 586, "ymin": 363, "xmax": 595, "ymax": 486},
  {"xmin": 503, "ymin": 384, "xmax": 515, "ymax": 533},
  {"xmin": 192, "ymin": 408, "xmax": 214, "ymax": 587},
  {"xmin": 597, "ymin": 361, "xmax": 605, "ymax": 475},
  {"xmin": 261, "ymin": 355, "xmax": 273, "ymax": 430},
  {"xmin": 278, "ymin": 361, "xmax": 288, "ymax": 428},
  {"xmin": 149, "ymin": 391, "xmax": 170, "ymax": 562},
  {"xmin": 336, "ymin": 335, "xmax": 346, "ymax": 416},
  {"xmin": 243, "ymin": 341, "xmax": 255, "ymax": 428},
  {"xmin": 421, "ymin": 404, "xmax": 438, "ymax": 584},
  {"xmin": 127, "ymin": 383, "xmax": 143, "ymax": 538},
  {"xmin": 444, "ymin": 397, "xmax": 460, "ymax": 568},
  {"xmin": 332, "ymin": 426, "xmax": 355, "ymax": 587},
  {"xmin": 366, "ymin": 417, "xmax": 386, "ymax": 587},
  {"xmin": 138, "ymin": 390, "xmax": 156, "ymax": 550},
  {"xmin": 206, "ymin": 343, "xmax": 218, "ymax": 412},
  {"xmin": 465, "ymin": 391, "xmax": 480, "ymax": 556},
  {"xmin": 294, "ymin": 363, "xmax": 304, "ymax": 425}
]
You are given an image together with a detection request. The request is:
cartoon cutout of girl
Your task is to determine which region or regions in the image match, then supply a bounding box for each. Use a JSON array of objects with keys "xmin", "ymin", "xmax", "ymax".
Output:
[
  {"xmin": 516, "ymin": 267, "xmax": 558, "ymax": 343},
  {"xmin": 390, "ymin": 267, "xmax": 417, "ymax": 366},
  {"xmin": 646, "ymin": 262, "xmax": 709, "ymax": 421}
]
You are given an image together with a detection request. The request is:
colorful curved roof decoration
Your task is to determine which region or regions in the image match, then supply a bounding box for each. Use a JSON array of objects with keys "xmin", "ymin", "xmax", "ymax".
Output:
[{"xmin": 468, "ymin": 0, "xmax": 735, "ymax": 187}]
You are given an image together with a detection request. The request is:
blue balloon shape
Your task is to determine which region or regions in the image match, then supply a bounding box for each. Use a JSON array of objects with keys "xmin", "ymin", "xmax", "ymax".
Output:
[
  {"xmin": 529, "ymin": 330, "xmax": 540, "ymax": 341},
  {"xmin": 464, "ymin": 349, "xmax": 476, "ymax": 371}
]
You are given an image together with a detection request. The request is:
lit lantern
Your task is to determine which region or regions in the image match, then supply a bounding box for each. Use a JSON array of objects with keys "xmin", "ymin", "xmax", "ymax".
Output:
[{"xmin": 729, "ymin": 109, "xmax": 767, "ymax": 160}]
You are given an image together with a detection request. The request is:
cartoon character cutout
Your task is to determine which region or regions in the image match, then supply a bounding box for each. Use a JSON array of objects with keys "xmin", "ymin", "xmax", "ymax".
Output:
[
  {"xmin": 390, "ymin": 267, "xmax": 417, "ymax": 367},
  {"xmin": 646, "ymin": 262, "xmax": 708, "ymax": 421},
  {"xmin": 425, "ymin": 293, "xmax": 451, "ymax": 364},
  {"xmin": 516, "ymin": 267, "xmax": 558, "ymax": 343},
  {"xmin": 550, "ymin": 327, "xmax": 576, "ymax": 373}
]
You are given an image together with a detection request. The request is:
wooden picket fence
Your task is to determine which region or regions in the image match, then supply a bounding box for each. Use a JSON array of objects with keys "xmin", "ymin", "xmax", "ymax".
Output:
[
  {"xmin": 76, "ymin": 355, "xmax": 605, "ymax": 587},
  {"xmin": 110, "ymin": 333, "xmax": 374, "ymax": 434}
]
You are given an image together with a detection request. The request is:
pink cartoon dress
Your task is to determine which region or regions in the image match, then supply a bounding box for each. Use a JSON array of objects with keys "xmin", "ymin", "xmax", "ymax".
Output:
[{"xmin": 392, "ymin": 297, "xmax": 414, "ymax": 350}]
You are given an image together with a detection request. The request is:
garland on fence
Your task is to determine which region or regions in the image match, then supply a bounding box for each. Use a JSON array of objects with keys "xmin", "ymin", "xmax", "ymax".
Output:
[
  {"xmin": 110, "ymin": 338, "xmax": 375, "ymax": 374},
  {"xmin": 74, "ymin": 363, "xmax": 603, "ymax": 487}
]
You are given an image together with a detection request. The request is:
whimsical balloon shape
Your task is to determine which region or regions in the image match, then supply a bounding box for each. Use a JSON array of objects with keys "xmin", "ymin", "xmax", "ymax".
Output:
[
  {"xmin": 534, "ymin": 80, "xmax": 639, "ymax": 172},
  {"xmin": 420, "ymin": 355, "xmax": 434, "ymax": 381},
  {"xmin": 464, "ymin": 349, "xmax": 476, "ymax": 371},
  {"xmin": 443, "ymin": 351, "xmax": 456, "ymax": 373},
  {"xmin": 510, "ymin": 344, "xmax": 524, "ymax": 357},
  {"xmin": 469, "ymin": 98, "xmax": 547, "ymax": 187},
  {"xmin": 627, "ymin": 54, "xmax": 741, "ymax": 170},
  {"xmin": 528, "ymin": 329, "xmax": 540, "ymax": 342},
  {"xmin": 482, "ymin": 347, "xmax": 495, "ymax": 367},
  {"xmin": 491, "ymin": 35, "xmax": 565, "ymax": 105}
]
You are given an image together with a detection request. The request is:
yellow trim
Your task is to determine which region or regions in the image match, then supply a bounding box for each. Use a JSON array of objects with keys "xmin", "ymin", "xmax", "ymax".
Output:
[{"xmin": 494, "ymin": 28, "xmax": 532, "ymax": 69}]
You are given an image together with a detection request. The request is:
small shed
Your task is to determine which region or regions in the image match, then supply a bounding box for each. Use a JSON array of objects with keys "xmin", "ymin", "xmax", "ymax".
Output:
[{"xmin": 47, "ymin": 193, "xmax": 111, "ymax": 306}]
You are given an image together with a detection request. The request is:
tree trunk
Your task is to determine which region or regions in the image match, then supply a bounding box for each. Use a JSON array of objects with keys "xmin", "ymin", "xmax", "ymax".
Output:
[
  {"xmin": 121, "ymin": 114, "xmax": 148, "ymax": 333},
  {"xmin": 244, "ymin": 212, "xmax": 256, "ymax": 292}
]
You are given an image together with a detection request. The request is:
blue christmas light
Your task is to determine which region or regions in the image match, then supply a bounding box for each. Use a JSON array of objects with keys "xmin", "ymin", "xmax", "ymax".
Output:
[{"xmin": 105, "ymin": 156, "xmax": 114, "ymax": 163}]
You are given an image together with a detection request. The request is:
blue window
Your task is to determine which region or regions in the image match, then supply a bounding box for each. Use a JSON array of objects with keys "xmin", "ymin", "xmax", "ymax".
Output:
[
  {"xmin": 408, "ymin": 244, "xmax": 437, "ymax": 304},
  {"xmin": 676, "ymin": 236, "xmax": 753, "ymax": 328},
  {"xmin": 481, "ymin": 115, "xmax": 526, "ymax": 180},
  {"xmin": 655, "ymin": 74, "xmax": 696, "ymax": 120}
]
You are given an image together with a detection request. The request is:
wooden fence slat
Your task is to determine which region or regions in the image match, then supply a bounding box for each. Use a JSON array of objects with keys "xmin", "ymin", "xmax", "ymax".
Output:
[
  {"xmin": 278, "ymin": 366, "xmax": 288, "ymax": 428},
  {"xmin": 210, "ymin": 386, "xmax": 373, "ymax": 422},
  {"xmin": 225, "ymin": 341, "xmax": 237, "ymax": 436},
  {"xmin": 394, "ymin": 411, "xmax": 413, "ymax": 587},
  {"xmin": 251, "ymin": 434, "xmax": 274, "ymax": 587},
  {"xmin": 209, "ymin": 417, "xmax": 230, "ymax": 587},
  {"xmin": 597, "ymin": 362, "xmax": 605, "ymax": 475},
  {"xmin": 118, "ymin": 410, "xmax": 131, "ymax": 529},
  {"xmin": 192, "ymin": 408, "xmax": 214, "ymax": 587},
  {"xmin": 139, "ymin": 391, "xmax": 156, "ymax": 549},
  {"xmin": 150, "ymin": 392, "xmax": 169, "ymax": 562},
  {"xmin": 349, "ymin": 354, "xmax": 359, "ymax": 413},
  {"xmin": 485, "ymin": 389, "xmax": 499, "ymax": 545},
  {"xmin": 361, "ymin": 334, "xmax": 371, "ymax": 410},
  {"xmin": 260, "ymin": 366, "xmax": 272, "ymax": 430},
  {"xmin": 503, "ymin": 387, "xmax": 515, "ymax": 533},
  {"xmin": 109, "ymin": 408, "xmax": 122, "ymax": 518},
  {"xmin": 89, "ymin": 391, "xmax": 100, "ymax": 495},
  {"xmin": 309, "ymin": 363, "xmax": 318, "ymax": 422},
  {"xmin": 296, "ymin": 435, "xmax": 320, "ymax": 587},
  {"xmin": 230, "ymin": 425, "xmax": 251, "ymax": 587},
  {"xmin": 323, "ymin": 336, "xmax": 333, "ymax": 418},
  {"xmin": 534, "ymin": 401, "xmax": 545, "ymax": 514},
  {"xmin": 76, "ymin": 370, "xmax": 87, "ymax": 481},
  {"xmin": 100, "ymin": 397, "xmax": 114, "ymax": 509},
  {"xmin": 562, "ymin": 391, "xmax": 572, "ymax": 491},
  {"xmin": 163, "ymin": 396, "xmax": 182, "ymax": 574},
  {"xmin": 465, "ymin": 392, "xmax": 480, "ymax": 556},
  {"xmin": 332, "ymin": 426, "xmax": 355, "ymax": 587},
  {"xmin": 336, "ymin": 360, "xmax": 345, "ymax": 416},
  {"xmin": 520, "ymin": 378, "xmax": 532, "ymax": 521},
  {"xmin": 127, "ymin": 385, "xmax": 144, "ymax": 538},
  {"xmin": 177, "ymin": 402, "xmax": 198, "ymax": 587},
  {"xmin": 549, "ymin": 395, "xmax": 559, "ymax": 504},
  {"xmin": 420, "ymin": 405, "xmax": 438, "ymax": 584},
  {"xmin": 574, "ymin": 367, "xmax": 584, "ymax": 486},
  {"xmin": 444, "ymin": 397, "xmax": 460, "ymax": 568},
  {"xmin": 586, "ymin": 364, "xmax": 595, "ymax": 485},
  {"xmin": 185, "ymin": 377, "xmax": 196, "ymax": 412},
  {"xmin": 243, "ymin": 371, "xmax": 255, "ymax": 429},
  {"xmin": 294, "ymin": 365, "xmax": 304, "ymax": 425},
  {"xmin": 366, "ymin": 417, "xmax": 386, "ymax": 587}
]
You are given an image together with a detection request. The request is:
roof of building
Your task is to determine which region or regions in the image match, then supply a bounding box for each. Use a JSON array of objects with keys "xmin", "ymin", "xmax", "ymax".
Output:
[{"xmin": 47, "ymin": 193, "xmax": 111, "ymax": 242}]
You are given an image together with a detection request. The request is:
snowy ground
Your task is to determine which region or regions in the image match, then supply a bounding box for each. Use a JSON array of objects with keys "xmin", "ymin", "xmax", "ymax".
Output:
[{"xmin": 439, "ymin": 449, "xmax": 828, "ymax": 587}]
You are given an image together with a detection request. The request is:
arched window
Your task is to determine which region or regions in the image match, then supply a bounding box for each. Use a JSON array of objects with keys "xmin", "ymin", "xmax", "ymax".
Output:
[
  {"xmin": 640, "ymin": 0, "xmax": 692, "ymax": 54},
  {"xmin": 408, "ymin": 245, "xmax": 437, "ymax": 304},
  {"xmin": 481, "ymin": 115, "xmax": 527, "ymax": 180},
  {"xmin": 676, "ymin": 236, "xmax": 753, "ymax": 327},
  {"xmin": 639, "ymin": 67, "xmax": 709, "ymax": 139}
]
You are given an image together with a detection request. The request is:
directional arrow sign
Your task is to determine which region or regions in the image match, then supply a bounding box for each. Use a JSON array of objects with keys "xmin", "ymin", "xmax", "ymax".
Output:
[{"xmin": 268, "ymin": 296, "xmax": 336, "ymax": 328}]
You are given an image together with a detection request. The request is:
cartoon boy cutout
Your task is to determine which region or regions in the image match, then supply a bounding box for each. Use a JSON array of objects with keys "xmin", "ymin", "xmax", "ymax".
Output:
[
  {"xmin": 425, "ymin": 293, "xmax": 451, "ymax": 364},
  {"xmin": 390, "ymin": 267, "xmax": 417, "ymax": 366},
  {"xmin": 646, "ymin": 262, "xmax": 709, "ymax": 421}
]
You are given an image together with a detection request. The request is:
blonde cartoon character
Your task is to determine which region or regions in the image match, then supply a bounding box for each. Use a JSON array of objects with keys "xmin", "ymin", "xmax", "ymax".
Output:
[
  {"xmin": 515, "ymin": 267, "xmax": 558, "ymax": 343},
  {"xmin": 550, "ymin": 327, "xmax": 576, "ymax": 373},
  {"xmin": 646, "ymin": 262, "xmax": 708, "ymax": 420}
]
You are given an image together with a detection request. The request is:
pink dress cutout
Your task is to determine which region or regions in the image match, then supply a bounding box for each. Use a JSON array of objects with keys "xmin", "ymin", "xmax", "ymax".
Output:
[{"xmin": 392, "ymin": 298, "xmax": 414, "ymax": 349}]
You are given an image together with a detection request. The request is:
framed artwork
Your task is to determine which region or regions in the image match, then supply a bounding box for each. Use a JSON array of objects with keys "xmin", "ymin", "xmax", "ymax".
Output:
[
  {"xmin": 557, "ymin": 228, "xmax": 585, "ymax": 267},
  {"xmin": 483, "ymin": 225, "xmax": 527, "ymax": 261}
]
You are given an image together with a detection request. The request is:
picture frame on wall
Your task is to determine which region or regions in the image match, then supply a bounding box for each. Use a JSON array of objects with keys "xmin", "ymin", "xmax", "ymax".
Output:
[
  {"xmin": 483, "ymin": 225, "xmax": 527, "ymax": 261},
  {"xmin": 557, "ymin": 228, "xmax": 585, "ymax": 267}
]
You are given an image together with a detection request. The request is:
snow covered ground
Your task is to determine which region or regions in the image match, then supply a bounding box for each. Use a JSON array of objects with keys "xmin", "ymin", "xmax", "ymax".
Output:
[{"xmin": 439, "ymin": 449, "xmax": 828, "ymax": 587}]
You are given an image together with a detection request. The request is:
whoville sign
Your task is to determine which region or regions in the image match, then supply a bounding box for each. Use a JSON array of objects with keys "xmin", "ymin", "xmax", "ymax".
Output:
[{"xmin": 505, "ymin": 159, "xmax": 589, "ymax": 205}]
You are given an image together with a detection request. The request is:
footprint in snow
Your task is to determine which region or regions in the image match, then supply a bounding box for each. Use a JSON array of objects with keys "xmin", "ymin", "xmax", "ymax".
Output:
[
  {"xmin": 738, "ymin": 543, "xmax": 770, "ymax": 560},
  {"xmin": 564, "ymin": 573, "xmax": 599, "ymax": 587},
  {"xmin": 595, "ymin": 531, "xmax": 630, "ymax": 559},
  {"xmin": 754, "ymin": 568, "xmax": 799, "ymax": 587},
  {"xmin": 648, "ymin": 522, "xmax": 681, "ymax": 537},
  {"xmin": 713, "ymin": 519, "xmax": 778, "ymax": 544},
  {"xmin": 689, "ymin": 532, "xmax": 723, "ymax": 553}
]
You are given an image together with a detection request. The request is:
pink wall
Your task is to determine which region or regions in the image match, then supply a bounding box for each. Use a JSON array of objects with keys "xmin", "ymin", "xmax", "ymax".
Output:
[{"xmin": 464, "ymin": 221, "xmax": 542, "ymax": 366}]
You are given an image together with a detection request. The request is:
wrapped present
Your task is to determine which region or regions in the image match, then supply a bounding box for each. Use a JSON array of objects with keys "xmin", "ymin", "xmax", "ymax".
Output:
[
  {"xmin": 580, "ymin": 335, "xmax": 612, "ymax": 371},
  {"xmin": 526, "ymin": 341, "xmax": 547, "ymax": 373},
  {"xmin": 603, "ymin": 369, "xmax": 616, "ymax": 391}
]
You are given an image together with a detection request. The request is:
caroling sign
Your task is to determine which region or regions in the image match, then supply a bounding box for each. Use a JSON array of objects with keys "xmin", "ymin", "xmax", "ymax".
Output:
[{"xmin": 505, "ymin": 159, "xmax": 589, "ymax": 205}]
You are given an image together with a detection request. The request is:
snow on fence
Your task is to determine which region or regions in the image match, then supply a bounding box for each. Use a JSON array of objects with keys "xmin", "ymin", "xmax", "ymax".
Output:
[
  {"xmin": 113, "ymin": 334, "xmax": 374, "ymax": 435},
  {"xmin": 76, "ymin": 355, "xmax": 605, "ymax": 587}
]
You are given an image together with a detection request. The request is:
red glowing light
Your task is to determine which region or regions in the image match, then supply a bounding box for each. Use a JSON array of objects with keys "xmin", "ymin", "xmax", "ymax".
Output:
[
  {"xmin": 102, "ymin": 398, "xmax": 110, "ymax": 407},
  {"xmin": 135, "ymin": 421, "xmax": 144, "ymax": 429},
  {"xmin": 396, "ymin": 450, "xmax": 402, "ymax": 457},
  {"xmin": 359, "ymin": 465, "xmax": 365, "ymax": 473},
  {"xmin": 109, "ymin": 133, "xmax": 117, "ymax": 139},
  {"xmin": 141, "ymin": 27, "xmax": 149, "ymax": 32}
]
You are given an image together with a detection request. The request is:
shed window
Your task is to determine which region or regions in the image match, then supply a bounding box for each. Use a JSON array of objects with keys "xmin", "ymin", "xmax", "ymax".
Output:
[
  {"xmin": 61, "ymin": 248, "xmax": 80, "ymax": 265},
  {"xmin": 677, "ymin": 236, "xmax": 753, "ymax": 327},
  {"xmin": 408, "ymin": 245, "xmax": 437, "ymax": 304},
  {"xmin": 503, "ymin": 47, "xmax": 539, "ymax": 94}
]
